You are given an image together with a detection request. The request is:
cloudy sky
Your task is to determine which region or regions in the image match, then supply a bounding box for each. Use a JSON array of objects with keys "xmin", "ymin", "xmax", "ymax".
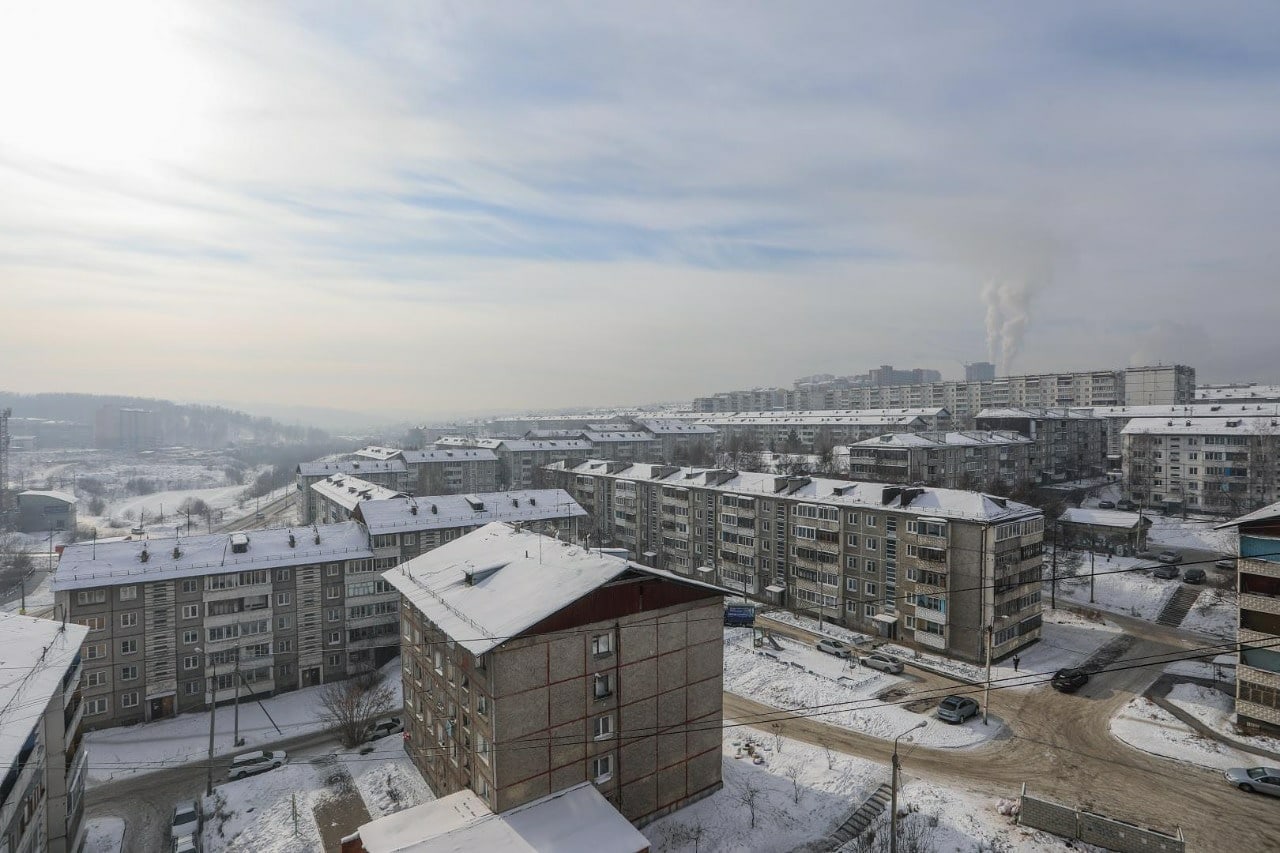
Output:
[{"xmin": 2, "ymin": 2, "xmax": 1279, "ymax": 420}]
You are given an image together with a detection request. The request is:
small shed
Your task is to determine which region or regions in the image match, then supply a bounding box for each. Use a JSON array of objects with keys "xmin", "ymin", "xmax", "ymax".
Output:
[
  {"xmin": 1057, "ymin": 507, "xmax": 1151, "ymax": 554},
  {"xmin": 16, "ymin": 490, "xmax": 77, "ymax": 533}
]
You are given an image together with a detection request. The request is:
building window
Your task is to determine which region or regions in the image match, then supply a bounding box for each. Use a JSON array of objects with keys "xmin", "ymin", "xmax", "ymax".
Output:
[
  {"xmin": 590, "ymin": 754, "xmax": 613, "ymax": 783},
  {"xmin": 327, "ymin": 565, "xmax": 341, "ymax": 577},
  {"xmin": 864, "ymin": 604, "xmax": 876, "ymax": 618},
  {"xmin": 86, "ymin": 697, "xmax": 109, "ymax": 716},
  {"xmin": 279, "ymin": 663, "xmax": 295, "ymax": 679},
  {"xmin": 328, "ymin": 631, "xmax": 341, "ymax": 645},
  {"xmin": 276, "ymin": 569, "xmax": 291, "ymax": 582},
  {"xmin": 276, "ymin": 592, "xmax": 292, "ymax": 606},
  {"xmin": 76, "ymin": 616, "xmax": 105, "ymax": 632},
  {"xmin": 593, "ymin": 714, "xmax": 614, "ymax": 739},
  {"xmin": 182, "ymin": 604, "xmax": 200, "ymax": 619},
  {"xmin": 327, "ymin": 653, "xmax": 342, "ymax": 668},
  {"xmin": 865, "ymin": 537, "xmax": 879, "ymax": 551},
  {"xmin": 865, "ymin": 582, "xmax": 878, "ymax": 596},
  {"xmin": 119, "ymin": 586, "xmax": 137, "ymax": 601},
  {"xmin": 182, "ymin": 580, "xmax": 198, "ymax": 594},
  {"xmin": 591, "ymin": 633, "xmax": 612, "ymax": 656},
  {"xmin": 120, "ymin": 665, "xmax": 138, "ymax": 681},
  {"xmin": 865, "ymin": 560, "xmax": 878, "ymax": 575},
  {"xmin": 476, "ymin": 732, "xmax": 490, "ymax": 762},
  {"xmin": 182, "ymin": 630, "xmax": 199, "ymax": 644},
  {"xmin": 845, "ymin": 577, "xmax": 858, "ymax": 592},
  {"xmin": 183, "ymin": 656, "xmax": 199, "ymax": 670},
  {"xmin": 86, "ymin": 670, "xmax": 106, "ymax": 687},
  {"xmin": 327, "ymin": 586, "xmax": 341, "ymax": 600},
  {"xmin": 120, "ymin": 639, "xmax": 138, "ymax": 655},
  {"xmin": 77, "ymin": 589, "xmax": 107, "ymax": 605},
  {"xmin": 593, "ymin": 673, "xmax": 613, "ymax": 700},
  {"xmin": 121, "ymin": 691, "xmax": 139, "ymax": 708},
  {"xmin": 185, "ymin": 681, "xmax": 201, "ymax": 695},
  {"xmin": 476, "ymin": 695, "xmax": 488, "ymax": 717},
  {"xmin": 84, "ymin": 643, "xmax": 106, "ymax": 660},
  {"xmin": 328, "ymin": 608, "xmax": 341, "ymax": 622},
  {"xmin": 277, "ymin": 615, "xmax": 292, "ymax": 630},
  {"xmin": 277, "ymin": 639, "xmax": 293, "ymax": 653}
]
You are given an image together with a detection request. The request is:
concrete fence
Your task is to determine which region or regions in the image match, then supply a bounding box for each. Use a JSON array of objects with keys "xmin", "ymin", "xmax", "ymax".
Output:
[{"xmin": 1019, "ymin": 784, "xmax": 1184, "ymax": 853}]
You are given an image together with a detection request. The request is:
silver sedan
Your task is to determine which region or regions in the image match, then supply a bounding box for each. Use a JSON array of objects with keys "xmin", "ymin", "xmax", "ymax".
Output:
[
  {"xmin": 1225, "ymin": 766, "xmax": 1280, "ymax": 797},
  {"xmin": 861, "ymin": 653, "xmax": 905, "ymax": 674}
]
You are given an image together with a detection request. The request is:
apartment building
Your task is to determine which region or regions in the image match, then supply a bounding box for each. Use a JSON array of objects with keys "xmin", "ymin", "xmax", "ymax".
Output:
[
  {"xmin": 0, "ymin": 614, "xmax": 90, "ymax": 853},
  {"xmin": 697, "ymin": 409, "xmax": 947, "ymax": 452},
  {"xmin": 551, "ymin": 461, "xmax": 1045, "ymax": 665},
  {"xmin": 694, "ymin": 365, "xmax": 1195, "ymax": 421},
  {"xmin": 387, "ymin": 523, "xmax": 726, "ymax": 824},
  {"xmin": 1219, "ymin": 502, "xmax": 1280, "ymax": 733},
  {"xmin": 356, "ymin": 447, "xmax": 500, "ymax": 496},
  {"xmin": 1197, "ymin": 384, "xmax": 1280, "ymax": 404},
  {"xmin": 974, "ymin": 408, "xmax": 1106, "ymax": 483},
  {"xmin": 1092, "ymin": 403, "xmax": 1280, "ymax": 462},
  {"xmin": 311, "ymin": 474, "xmax": 407, "ymax": 524},
  {"xmin": 630, "ymin": 419, "xmax": 718, "ymax": 463},
  {"xmin": 844, "ymin": 431, "xmax": 1034, "ymax": 490},
  {"xmin": 53, "ymin": 523, "xmax": 390, "ymax": 730},
  {"xmin": 297, "ymin": 459, "xmax": 410, "ymax": 523},
  {"xmin": 435, "ymin": 437, "xmax": 595, "ymax": 489},
  {"xmin": 353, "ymin": 489, "xmax": 587, "ymax": 565},
  {"xmin": 1121, "ymin": 416, "xmax": 1280, "ymax": 514}
]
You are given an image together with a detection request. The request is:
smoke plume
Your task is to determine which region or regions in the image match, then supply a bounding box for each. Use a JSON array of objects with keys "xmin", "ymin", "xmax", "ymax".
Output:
[{"xmin": 981, "ymin": 279, "xmax": 1037, "ymax": 374}]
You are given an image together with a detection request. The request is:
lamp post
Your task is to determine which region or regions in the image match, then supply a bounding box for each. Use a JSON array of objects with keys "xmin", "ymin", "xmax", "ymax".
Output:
[
  {"xmin": 195, "ymin": 647, "xmax": 217, "ymax": 796},
  {"xmin": 890, "ymin": 720, "xmax": 927, "ymax": 853}
]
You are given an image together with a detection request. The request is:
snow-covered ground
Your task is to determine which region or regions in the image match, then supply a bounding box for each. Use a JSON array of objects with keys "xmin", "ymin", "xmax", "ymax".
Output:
[
  {"xmin": 81, "ymin": 816, "xmax": 124, "ymax": 853},
  {"xmin": 1178, "ymin": 586, "xmax": 1237, "ymax": 637},
  {"xmin": 338, "ymin": 734, "xmax": 434, "ymax": 819},
  {"xmin": 85, "ymin": 662, "xmax": 402, "ymax": 786},
  {"xmin": 1049, "ymin": 553, "xmax": 1177, "ymax": 620},
  {"xmin": 1165, "ymin": 682, "xmax": 1280, "ymax": 756},
  {"xmin": 1147, "ymin": 516, "xmax": 1237, "ymax": 555},
  {"xmin": 203, "ymin": 761, "xmax": 326, "ymax": 852},
  {"xmin": 643, "ymin": 729, "xmax": 1101, "ymax": 852},
  {"xmin": 1109, "ymin": 695, "xmax": 1267, "ymax": 771}
]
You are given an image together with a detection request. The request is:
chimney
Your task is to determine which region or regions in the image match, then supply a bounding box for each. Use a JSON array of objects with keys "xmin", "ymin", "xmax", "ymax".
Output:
[{"xmin": 289, "ymin": 533, "xmax": 296, "ymax": 548}]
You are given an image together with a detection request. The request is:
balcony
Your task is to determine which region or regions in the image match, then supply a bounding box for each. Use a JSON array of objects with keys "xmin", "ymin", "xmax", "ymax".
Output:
[
  {"xmin": 913, "ymin": 605, "xmax": 947, "ymax": 623},
  {"xmin": 1241, "ymin": 592, "xmax": 1280, "ymax": 617},
  {"xmin": 914, "ymin": 630, "xmax": 946, "ymax": 650},
  {"xmin": 206, "ymin": 582, "xmax": 272, "ymax": 603},
  {"xmin": 64, "ymin": 693, "xmax": 84, "ymax": 737}
]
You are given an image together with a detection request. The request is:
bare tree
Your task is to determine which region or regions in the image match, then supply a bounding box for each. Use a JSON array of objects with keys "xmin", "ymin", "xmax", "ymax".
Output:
[
  {"xmin": 770, "ymin": 722, "xmax": 784, "ymax": 752},
  {"xmin": 822, "ymin": 740, "xmax": 835, "ymax": 770},
  {"xmin": 784, "ymin": 762, "xmax": 803, "ymax": 804},
  {"xmin": 738, "ymin": 780, "xmax": 763, "ymax": 829},
  {"xmin": 315, "ymin": 669, "xmax": 395, "ymax": 748}
]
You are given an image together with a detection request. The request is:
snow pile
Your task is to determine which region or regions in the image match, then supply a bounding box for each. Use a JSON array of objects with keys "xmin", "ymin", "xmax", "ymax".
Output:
[
  {"xmin": 82, "ymin": 816, "xmax": 124, "ymax": 853},
  {"xmin": 340, "ymin": 736, "xmax": 434, "ymax": 818},
  {"xmin": 1166, "ymin": 683, "xmax": 1280, "ymax": 755},
  {"xmin": 1147, "ymin": 517, "xmax": 1236, "ymax": 554},
  {"xmin": 202, "ymin": 762, "xmax": 325, "ymax": 853}
]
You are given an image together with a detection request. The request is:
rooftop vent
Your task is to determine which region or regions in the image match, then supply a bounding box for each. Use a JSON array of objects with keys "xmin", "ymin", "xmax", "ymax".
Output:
[
  {"xmin": 465, "ymin": 495, "xmax": 485, "ymax": 511},
  {"xmin": 139, "ymin": 547, "xmax": 150, "ymax": 563},
  {"xmin": 289, "ymin": 533, "xmax": 296, "ymax": 548},
  {"xmin": 512, "ymin": 498, "xmax": 519, "ymax": 507},
  {"xmin": 410, "ymin": 504, "xmax": 418, "ymax": 515},
  {"xmin": 529, "ymin": 497, "xmax": 536, "ymax": 505},
  {"xmin": 431, "ymin": 504, "xmax": 438, "ymax": 514},
  {"xmin": 230, "ymin": 533, "xmax": 250, "ymax": 554},
  {"xmin": 172, "ymin": 546, "xmax": 182, "ymax": 559},
  {"xmin": 464, "ymin": 561, "xmax": 509, "ymax": 586}
]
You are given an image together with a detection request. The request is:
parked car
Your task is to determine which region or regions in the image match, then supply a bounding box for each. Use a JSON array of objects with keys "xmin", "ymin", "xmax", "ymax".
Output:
[
  {"xmin": 1051, "ymin": 668, "xmax": 1090, "ymax": 693},
  {"xmin": 173, "ymin": 834, "xmax": 200, "ymax": 853},
  {"xmin": 228, "ymin": 750, "xmax": 286, "ymax": 780},
  {"xmin": 1224, "ymin": 766, "xmax": 1280, "ymax": 797},
  {"xmin": 815, "ymin": 638, "xmax": 854, "ymax": 659},
  {"xmin": 936, "ymin": 695, "xmax": 980, "ymax": 723},
  {"xmin": 1215, "ymin": 557, "xmax": 1237, "ymax": 570},
  {"xmin": 1152, "ymin": 564, "xmax": 1180, "ymax": 580},
  {"xmin": 1183, "ymin": 567, "xmax": 1207, "ymax": 584},
  {"xmin": 860, "ymin": 653, "xmax": 904, "ymax": 675},
  {"xmin": 1157, "ymin": 550, "xmax": 1183, "ymax": 564},
  {"xmin": 1096, "ymin": 500, "xmax": 1116, "ymax": 509},
  {"xmin": 1116, "ymin": 499, "xmax": 1138, "ymax": 511},
  {"xmin": 366, "ymin": 716, "xmax": 404, "ymax": 741},
  {"xmin": 1136, "ymin": 550, "xmax": 1160, "ymax": 560},
  {"xmin": 171, "ymin": 802, "xmax": 200, "ymax": 840}
]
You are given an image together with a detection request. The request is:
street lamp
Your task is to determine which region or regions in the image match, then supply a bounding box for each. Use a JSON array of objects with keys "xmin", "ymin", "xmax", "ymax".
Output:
[
  {"xmin": 890, "ymin": 720, "xmax": 927, "ymax": 853},
  {"xmin": 983, "ymin": 616, "xmax": 1007, "ymax": 726}
]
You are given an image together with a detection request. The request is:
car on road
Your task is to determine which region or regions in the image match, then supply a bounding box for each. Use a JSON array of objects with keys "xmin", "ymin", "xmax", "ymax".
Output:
[
  {"xmin": 173, "ymin": 834, "xmax": 200, "ymax": 853},
  {"xmin": 1151, "ymin": 564, "xmax": 1180, "ymax": 580},
  {"xmin": 1215, "ymin": 557, "xmax": 1237, "ymax": 570},
  {"xmin": 1116, "ymin": 499, "xmax": 1138, "ymax": 511},
  {"xmin": 1051, "ymin": 668, "xmax": 1090, "ymax": 693},
  {"xmin": 365, "ymin": 716, "xmax": 404, "ymax": 741},
  {"xmin": 815, "ymin": 638, "xmax": 854, "ymax": 658},
  {"xmin": 171, "ymin": 801, "xmax": 200, "ymax": 840},
  {"xmin": 228, "ymin": 749, "xmax": 286, "ymax": 780},
  {"xmin": 936, "ymin": 695, "xmax": 980, "ymax": 723},
  {"xmin": 860, "ymin": 653, "xmax": 904, "ymax": 674},
  {"xmin": 1156, "ymin": 550, "xmax": 1183, "ymax": 564},
  {"xmin": 1224, "ymin": 766, "xmax": 1280, "ymax": 797},
  {"xmin": 1183, "ymin": 567, "xmax": 1207, "ymax": 584},
  {"xmin": 1136, "ymin": 550, "xmax": 1160, "ymax": 560},
  {"xmin": 1097, "ymin": 500, "xmax": 1116, "ymax": 509}
]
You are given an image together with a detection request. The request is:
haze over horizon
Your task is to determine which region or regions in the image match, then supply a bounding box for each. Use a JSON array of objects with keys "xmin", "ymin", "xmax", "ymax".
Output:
[{"xmin": 4, "ymin": 1, "xmax": 1280, "ymax": 413}]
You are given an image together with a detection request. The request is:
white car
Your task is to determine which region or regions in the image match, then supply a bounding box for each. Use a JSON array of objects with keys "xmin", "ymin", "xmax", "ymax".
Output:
[
  {"xmin": 815, "ymin": 638, "xmax": 854, "ymax": 658},
  {"xmin": 171, "ymin": 801, "xmax": 200, "ymax": 840},
  {"xmin": 228, "ymin": 749, "xmax": 286, "ymax": 780},
  {"xmin": 173, "ymin": 834, "xmax": 200, "ymax": 853},
  {"xmin": 861, "ymin": 653, "xmax": 905, "ymax": 674},
  {"xmin": 365, "ymin": 717, "xmax": 404, "ymax": 741}
]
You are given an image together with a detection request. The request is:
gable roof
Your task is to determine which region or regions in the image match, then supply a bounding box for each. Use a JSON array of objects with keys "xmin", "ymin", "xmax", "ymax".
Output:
[{"xmin": 355, "ymin": 490, "xmax": 585, "ymax": 534}]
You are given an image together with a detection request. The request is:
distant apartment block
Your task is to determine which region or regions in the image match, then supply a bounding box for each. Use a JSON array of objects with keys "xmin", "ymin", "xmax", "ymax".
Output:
[
  {"xmin": 1092, "ymin": 402, "xmax": 1280, "ymax": 463},
  {"xmin": 1121, "ymin": 416, "xmax": 1280, "ymax": 513},
  {"xmin": 386, "ymin": 523, "xmax": 726, "ymax": 824},
  {"xmin": 16, "ymin": 489, "xmax": 77, "ymax": 534},
  {"xmin": 356, "ymin": 447, "xmax": 499, "ymax": 496},
  {"xmin": 844, "ymin": 431, "xmax": 1034, "ymax": 490},
  {"xmin": 311, "ymin": 475, "xmax": 407, "ymax": 524},
  {"xmin": 0, "ymin": 614, "xmax": 90, "ymax": 853},
  {"xmin": 297, "ymin": 459, "xmax": 410, "ymax": 524},
  {"xmin": 630, "ymin": 419, "xmax": 718, "ymax": 463},
  {"xmin": 435, "ymin": 436, "xmax": 596, "ymax": 489},
  {"xmin": 965, "ymin": 362, "xmax": 996, "ymax": 382},
  {"xmin": 550, "ymin": 461, "xmax": 1045, "ymax": 665},
  {"xmin": 974, "ymin": 408, "xmax": 1106, "ymax": 483},
  {"xmin": 1220, "ymin": 503, "xmax": 1280, "ymax": 733},
  {"xmin": 1197, "ymin": 384, "xmax": 1280, "ymax": 404},
  {"xmin": 94, "ymin": 405, "xmax": 160, "ymax": 450},
  {"xmin": 698, "ymin": 409, "xmax": 949, "ymax": 452}
]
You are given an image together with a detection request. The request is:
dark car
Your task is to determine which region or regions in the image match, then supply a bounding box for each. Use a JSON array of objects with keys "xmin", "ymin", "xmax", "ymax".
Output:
[
  {"xmin": 1183, "ymin": 567, "xmax": 1206, "ymax": 584},
  {"xmin": 936, "ymin": 695, "xmax": 980, "ymax": 723},
  {"xmin": 1157, "ymin": 550, "xmax": 1183, "ymax": 564},
  {"xmin": 1051, "ymin": 668, "xmax": 1090, "ymax": 693},
  {"xmin": 1097, "ymin": 500, "xmax": 1116, "ymax": 510},
  {"xmin": 1116, "ymin": 499, "xmax": 1138, "ymax": 511},
  {"xmin": 1152, "ymin": 564, "xmax": 1180, "ymax": 580}
]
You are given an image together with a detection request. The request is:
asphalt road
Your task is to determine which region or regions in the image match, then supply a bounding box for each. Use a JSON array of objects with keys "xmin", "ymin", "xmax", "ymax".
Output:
[
  {"xmin": 728, "ymin": 613, "xmax": 1278, "ymax": 851},
  {"xmin": 216, "ymin": 490, "xmax": 296, "ymax": 533},
  {"xmin": 84, "ymin": 727, "xmax": 344, "ymax": 853}
]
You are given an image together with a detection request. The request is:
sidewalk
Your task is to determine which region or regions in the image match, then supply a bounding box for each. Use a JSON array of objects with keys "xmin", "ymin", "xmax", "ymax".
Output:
[{"xmin": 1146, "ymin": 673, "xmax": 1280, "ymax": 763}]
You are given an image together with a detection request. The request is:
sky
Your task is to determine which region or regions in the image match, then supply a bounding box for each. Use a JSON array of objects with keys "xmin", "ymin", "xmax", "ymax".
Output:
[{"xmin": 2, "ymin": 1, "xmax": 1280, "ymax": 420}]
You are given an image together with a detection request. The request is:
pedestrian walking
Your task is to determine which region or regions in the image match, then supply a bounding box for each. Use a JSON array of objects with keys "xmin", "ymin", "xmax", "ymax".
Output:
[{"xmin": 1012, "ymin": 654, "xmax": 1021, "ymax": 672}]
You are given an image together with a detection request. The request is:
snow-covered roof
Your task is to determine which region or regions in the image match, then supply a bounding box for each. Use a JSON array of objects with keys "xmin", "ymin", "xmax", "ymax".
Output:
[
  {"xmin": 310, "ymin": 475, "xmax": 406, "ymax": 512},
  {"xmin": 632, "ymin": 418, "xmax": 717, "ymax": 435},
  {"xmin": 1058, "ymin": 508, "xmax": 1149, "ymax": 529},
  {"xmin": 697, "ymin": 409, "xmax": 944, "ymax": 426},
  {"xmin": 400, "ymin": 448, "xmax": 499, "ymax": 464},
  {"xmin": 848, "ymin": 430, "xmax": 1032, "ymax": 449},
  {"xmin": 354, "ymin": 446, "xmax": 405, "ymax": 461},
  {"xmin": 437, "ymin": 436, "xmax": 594, "ymax": 452},
  {"xmin": 564, "ymin": 460, "xmax": 1037, "ymax": 523},
  {"xmin": 297, "ymin": 459, "xmax": 407, "ymax": 477},
  {"xmin": 53, "ymin": 522, "xmax": 372, "ymax": 591},
  {"xmin": 976, "ymin": 407, "xmax": 1101, "ymax": 421},
  {"xmin": 580, "ymin": 431, "xmax": 656, "ymax": 443},
  {"xmin": 0, "ymin": 614, "xmax": 88, "ymax": 785},
  {"xmin": 1090, "ymin": 403, "xmax": 1280, "ymax": 419},
  {"xmin": 355, "ymin": 782, "xmax": 649, "ymax": 853},
  {"xmin": 383, "ymin": 523, "xmax": 725, "ymax": 656},
  {"xmin": 355, "ymin": 490, "xmax": 585, "ymax": 534},
  {"xmin": 1196, "ymin": 384, "xmax": 1280, "ymax": 402},
  {"xmin": 17, "ymin": 489, "xmax": 76, "ymax": 504},
  {"xmin": 1216, "ymin": 500, "xmax": 1280, "ymax": 530},
  {"xmin": 1120, "ymin": 415, "xmax": 1280, "ymax": 436}
]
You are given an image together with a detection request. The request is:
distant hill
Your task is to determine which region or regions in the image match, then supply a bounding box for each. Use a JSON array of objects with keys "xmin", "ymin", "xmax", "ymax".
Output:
[{"xmin": 0, "ymin": 391, "xmax": 329, "ymax": 448}]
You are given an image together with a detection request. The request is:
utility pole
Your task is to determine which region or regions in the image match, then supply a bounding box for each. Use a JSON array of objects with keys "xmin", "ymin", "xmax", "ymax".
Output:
[
  {"xmin": 1089, "ymin": 549, "xmax": 1096, "ymax": 604},
  {"xmin": 890, "ymin": 721, "xmax": 926, "ymax": 853},
  {"xmin": 206, "ymin": 664, "xmax": 217, "ymax": 796},
  {"xmin": 233, "ymin": 652, "xmax": 242, "ymax": 747},
  {"xmin": 1050, "ymin": 522, "xmax": 1058, "ymax": 610},
  {"xmin": 983, "ymin": 621, "xmax": 993, "ymax": 726}
]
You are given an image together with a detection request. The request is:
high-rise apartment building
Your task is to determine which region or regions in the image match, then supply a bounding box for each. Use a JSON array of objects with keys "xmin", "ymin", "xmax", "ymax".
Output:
[
  {"xmin": 974, "ymin": 408, "xmax": 1107, "ymax": 483},
  {"xmin": 1219, "ymin": 503, "xmax": 1280, "ymax": 733},
  {"xmin": 844, "ymin": 430, "xmax": 1034, "ymax": 490}
]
